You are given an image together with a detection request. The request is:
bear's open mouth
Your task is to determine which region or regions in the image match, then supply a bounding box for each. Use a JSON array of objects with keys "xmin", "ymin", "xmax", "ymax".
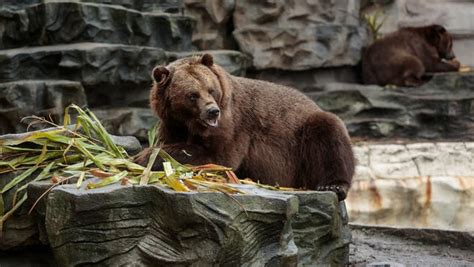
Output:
[{"xmin": 204, "ymin": 118, "xmax": 219, "ymax": 127}]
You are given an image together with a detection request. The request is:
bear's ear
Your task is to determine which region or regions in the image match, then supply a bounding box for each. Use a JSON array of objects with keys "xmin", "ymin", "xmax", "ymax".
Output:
[
  {"xmin": 152, "ymin": 66, "xmax": 171, "ymax": 85},
  {"xmin": 200, "ymin": 53, "xmax": 214, "ymax": 67},
  {"xmin": 433, "ymin": 24, "xmax": 447, "ymax": 33}
]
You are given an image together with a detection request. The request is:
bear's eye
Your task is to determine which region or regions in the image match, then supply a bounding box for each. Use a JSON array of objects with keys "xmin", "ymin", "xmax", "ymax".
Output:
[
  {"xmin": 187, "ymin": 93, "xmax": 199, "ymax": 102},
  {"xmin": 209, "ymin": 89, "xmax": 215, "ymax": 95}
]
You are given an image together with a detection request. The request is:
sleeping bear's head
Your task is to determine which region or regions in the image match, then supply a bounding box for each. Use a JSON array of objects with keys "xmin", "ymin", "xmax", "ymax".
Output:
[
  {"xmin": 150, "ymin": 54, "xmax": 229, "ymax": 131},
  {"xmin": 428, "ymin": 24, "xmax": 455, "ymax": 60}
]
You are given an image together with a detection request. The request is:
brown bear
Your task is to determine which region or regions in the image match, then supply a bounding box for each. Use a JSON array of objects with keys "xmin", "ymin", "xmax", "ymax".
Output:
[
  {"xmin": 136, "ymin": 54, "xmax": 355, "ymax": 200},
  {"xmin": 362, "ymin": 24, "xmax": 460, "ymax": 87}
]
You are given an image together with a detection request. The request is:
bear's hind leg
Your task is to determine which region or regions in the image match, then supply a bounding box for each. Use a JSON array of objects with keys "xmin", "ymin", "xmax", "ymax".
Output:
[
  {"xmin": 401, "ymin": 57, "xmax": 425, "ymax": 87},
  {"xmin": 297, "ymin": 112, "xmax": 355, "ymax": 200}
]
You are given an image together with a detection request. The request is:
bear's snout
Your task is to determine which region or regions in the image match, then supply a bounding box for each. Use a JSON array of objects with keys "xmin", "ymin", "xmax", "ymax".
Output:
[
  {"xmin": 206, "ymin": 107, "xmax": 220, "ymax": 119},
  {"xmin": 199, "ymin": 106, "xmax": 220, "ymax": 128},
  {"xmin": 444, "ymin": 50, "xmax": 455, "ymax": 60}
]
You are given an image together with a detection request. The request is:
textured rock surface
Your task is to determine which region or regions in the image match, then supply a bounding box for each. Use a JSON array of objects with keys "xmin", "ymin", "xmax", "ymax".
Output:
[
  {"xmin": 0, "ymin": 43, "xmax": 168, "ymax": 107},
  {"xmin": 184, "ymin": 0, "xmax": 236, "ymax": 50},
  {"xmin": 233, "ymin": 0, "xmax": 368, "ymax": 70},
  {"xmin": 349, "ymin": 224, "xmax": 474, "ymax": 266},
  {"xmin": 0, "ymin": 44, "xmax": 250, "ymax": 108},
  {"xmin": 41, "ymin": 184, "xmax": 349, "ymax": 265},
  {"xmin": 248, "ymin": 67, "xmax": 360, "ymax": 90},
  {"xmin": 0, "ymin": 80, "xmax": 87, "ymax": 135},
  {"xmin": 170, "ymin": 49, "xmax": 251, "ymax": 76},
  {"xmin": 0, "ymin": 2, "xmax": 193, "ymax": 51},
  {"xmin": 362, "ymin": 0, "xmax": 474, "ymax": 66},
  {"xmin": 348, "ymin": 142, "xmax": 474, "ymax": 232},
  {"xmin": 2, "ymin": 0, "xmax": 183, "ymax": 13},
  {"xmin": 308, "ymin": 73, "xmax": 474, "ymax": 140},
  {"xmin": 0, "ymin": 171, "xmax": 42, "ymax": 250}
]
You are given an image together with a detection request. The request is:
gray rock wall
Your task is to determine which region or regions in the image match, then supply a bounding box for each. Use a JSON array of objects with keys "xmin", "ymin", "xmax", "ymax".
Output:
[
  {"xmin": 0, "ymin": 1, "xmax": 250, "ymax": 137},
  {"xmin": 308, "ymin": 73, "xmax": 474, "ymax": 141}
]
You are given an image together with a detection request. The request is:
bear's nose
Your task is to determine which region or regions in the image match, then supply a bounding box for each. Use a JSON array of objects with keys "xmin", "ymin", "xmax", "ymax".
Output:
[{"xmin": 206, "ymin": 107, "xmax": 220, "ymax": 118}]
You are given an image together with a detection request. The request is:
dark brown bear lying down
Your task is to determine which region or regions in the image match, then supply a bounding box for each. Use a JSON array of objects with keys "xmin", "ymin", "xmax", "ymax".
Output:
[
  {"xmin": 362, "ymin": 24, "xmax": 460, "ymax": 87},
  {"xmin": 136, "ymin": 54, "xmax": 355, "ymax": 201}
]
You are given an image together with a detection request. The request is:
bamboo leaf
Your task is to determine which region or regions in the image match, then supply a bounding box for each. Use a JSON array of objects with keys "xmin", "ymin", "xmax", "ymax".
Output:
[
  {"xmin": 35, "ymin": 141, "xmax": 49, "ymax": 166},
  {"xmin": 159, "ymin": 149, "xmax": 191, "ymax": 172},
  {"xmin": 76, "ymin": 172, "xmax": 86, "ymax": 188},
  {"xmin": 87, "ymin": 171, "xmax": 128, "ymax": 189},
  {"xmin": 0, "ymin": 193, "xmax": 27, "ymax": 232},
  {"xmin": 1, "ymin": 166, "xmax": 39, "ymax": 194},
  {"xmin": 74, "ymin": 139, "xmax": 105, "ymax": 170},
  {"xmin": 163, "ymin": 174, "xmax": 190, "ymax": 192},
  {"xmin": 12, "ymin": 162, "xmax": 55, "ymax": 205},
  {"xmin": 140, "ymin": 148, "xmax": 160, "ymax": 185}
]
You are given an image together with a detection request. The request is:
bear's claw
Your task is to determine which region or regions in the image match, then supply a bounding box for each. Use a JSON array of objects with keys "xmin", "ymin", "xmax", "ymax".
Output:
[{"xmin": 317, "ymin": 185, "xmax": 347, "ymax": 201}]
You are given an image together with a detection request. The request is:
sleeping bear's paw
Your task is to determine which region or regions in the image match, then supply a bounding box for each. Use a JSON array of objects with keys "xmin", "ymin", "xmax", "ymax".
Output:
[{"xmin": 316, "ymin": 184, "xmax": 349, "ymax": 201}]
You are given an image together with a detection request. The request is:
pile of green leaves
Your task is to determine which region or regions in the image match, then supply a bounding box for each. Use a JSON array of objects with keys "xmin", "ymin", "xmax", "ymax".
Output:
[{"xmin": 0, "ymin": 105, "xmax": 247, "ymax": 230}]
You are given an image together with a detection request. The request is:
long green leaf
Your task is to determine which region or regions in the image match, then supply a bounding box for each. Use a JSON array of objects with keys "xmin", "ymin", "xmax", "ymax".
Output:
[
  {"xmin": 87, "ymin": 171, "xmax": 128, "ymax": 189},
  {"xmin": 12, "ymin": 162, "xmax": 55, "ymax": 205},
  {"xmin": 140, "ymin": 148, "xmax": 160, "ymax": 185},
  {"xmin": 1, "ymin": 166, "xmax": 39, "ymax": 194}
]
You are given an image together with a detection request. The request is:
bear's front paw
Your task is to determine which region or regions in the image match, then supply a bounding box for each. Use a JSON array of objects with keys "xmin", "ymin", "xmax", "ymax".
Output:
[
  {"xmin": 317, "ymin": 185, "xmax": 348, "ymax": 201},
  {"xmin": 447, "ymin": 59, "xmax": 461, "ymax": 70}
]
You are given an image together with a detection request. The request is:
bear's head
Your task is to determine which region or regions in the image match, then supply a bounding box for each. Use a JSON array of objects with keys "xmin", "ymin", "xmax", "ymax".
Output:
[
  {"xmin": 150, "ymin": 54, "xmax": 231, "ymax": 132},
  {"xmin": 427, "ymin": 24, "xmax": 456, "ymax": 60}
]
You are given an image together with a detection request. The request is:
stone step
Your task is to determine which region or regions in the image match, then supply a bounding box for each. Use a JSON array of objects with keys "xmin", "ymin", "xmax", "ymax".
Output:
[
  {"xmin": 306, "ymin": 73, "xmax": 474, "ymax": 141},
  {"xmin": 0, "ymin": 2, "xmax": 192, "ymax": 50},
  {"xmin": 3, "ymin": 0, "xmax": 183, "ymax": 13},
  {"xmin": 0, "ymin": 80, "xmax": 87, "ymax": 135},
  {"xmin": 348, "ymin": 141, "xmax": 474, "ymax": 232},
  {"xmin": 0, "ymin": 43, "xmax": 168, "ymax": 107},
  {"xmin": 0, "ymin": 43, "xmax": 250, "ymax": 107}
]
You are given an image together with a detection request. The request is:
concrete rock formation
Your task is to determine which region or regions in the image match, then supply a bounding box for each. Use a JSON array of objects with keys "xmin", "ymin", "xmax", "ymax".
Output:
[
  {"xmin": 42, "ymin": 184, "xmax": 349, "ymax": 266},
  {"xmin": 0, "ymin": 81, "xmax": 86, "ymax": 135},
  {"xmin": 0, "ymin": 2, "xmax": 193, "ymax": 51},
  {"xmin": 348, "ymin": 142, "xmax": 474, "ymax": 232},
  {"xmin": 232, "ymin": 0, "xmax": 368, "ymax": 70},
  {"xmin": 0, "ymin": 0, "xmax": 250, "ymax": 138},
  {"xmin": 308, "ymin": 73, "xmax": 474, "ymax": 140},
  {"xmin": 184, "ymin": 0, "xmax": 236, "ymax": 50}
]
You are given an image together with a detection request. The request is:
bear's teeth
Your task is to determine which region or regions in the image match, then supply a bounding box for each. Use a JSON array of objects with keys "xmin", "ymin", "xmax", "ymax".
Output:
[{"xmin": 206, "ymin": 119, "xmax": 218, "ymax": 127}]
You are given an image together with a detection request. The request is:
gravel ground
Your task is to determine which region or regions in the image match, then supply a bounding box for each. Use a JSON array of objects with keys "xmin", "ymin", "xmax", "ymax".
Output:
[{"xmin": 349, "ymin": 224, "xmax": 474, "ymax": 266}]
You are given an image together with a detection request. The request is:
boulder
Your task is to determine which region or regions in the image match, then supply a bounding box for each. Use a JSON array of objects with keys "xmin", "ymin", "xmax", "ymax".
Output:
[
  {"xmin": 42, "ymin": 184, "xmax": 350, "ymax": 266},
  {"xmin": 232, "ymin": 0, "xmax": 369, "ymax": 70},
  {"xmin": 0, "ymin": 2, "xmax": 193, "ymax": 51},
  {"xmin": 307, "ymin": 73, "xmax": 474, "ymax": 140},
  {"xmin": 0, "ymin": 80, "xmax": 86, "ymax": 135}
]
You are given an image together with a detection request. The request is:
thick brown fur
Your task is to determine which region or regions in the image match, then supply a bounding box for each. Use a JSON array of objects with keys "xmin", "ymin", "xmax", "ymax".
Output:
[
  {"xmin": 136, "ymin": 54, "xmax": 355, "ymax": 200},
  {"xmin": 362, "ymin": 24, "xmax": 460, "ymax": 87}
]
